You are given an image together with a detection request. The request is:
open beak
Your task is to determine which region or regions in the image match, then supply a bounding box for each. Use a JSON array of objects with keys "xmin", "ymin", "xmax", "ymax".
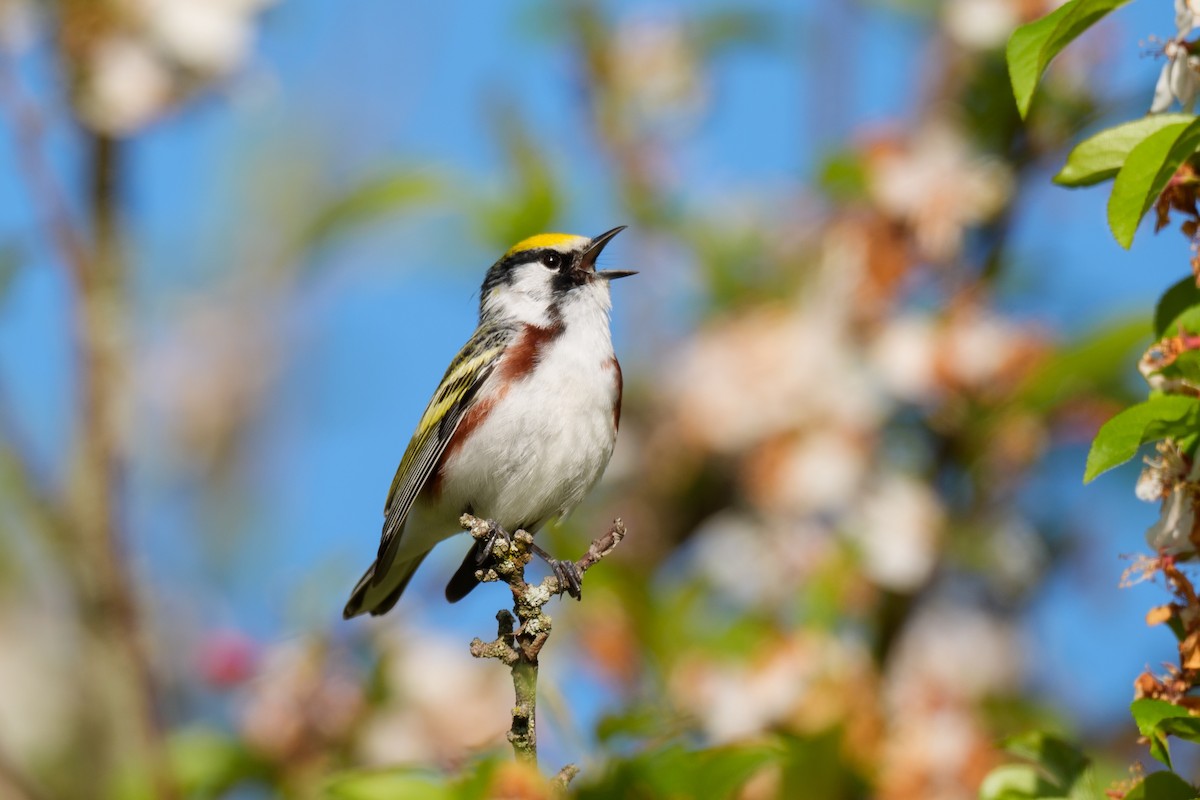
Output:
[{"xmin": 582, "ymin": 225, "xmax": 637, "ymax": 281}]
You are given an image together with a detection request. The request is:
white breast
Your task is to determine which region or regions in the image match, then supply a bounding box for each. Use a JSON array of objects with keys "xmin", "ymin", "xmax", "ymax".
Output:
[{"xmin": 437, "ymin": 286, "xmax": 620, "ymax": 532}]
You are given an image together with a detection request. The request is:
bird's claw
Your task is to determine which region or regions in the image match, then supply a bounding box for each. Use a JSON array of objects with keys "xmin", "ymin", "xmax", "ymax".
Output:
[{"xmin": 549, "ymin": 558, "xmax": 583, "ymax": 600}]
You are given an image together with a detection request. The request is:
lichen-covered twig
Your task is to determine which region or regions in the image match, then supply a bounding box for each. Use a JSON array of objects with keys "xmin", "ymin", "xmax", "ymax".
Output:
[{"xmin": 465, "ymin": 514, "xmax": 626, "ymax": 780}]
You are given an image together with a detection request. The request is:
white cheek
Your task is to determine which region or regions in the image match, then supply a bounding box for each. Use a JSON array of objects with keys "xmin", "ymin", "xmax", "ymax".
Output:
[{"xmin": 486, "ymin": 265, "xmax": 556, "ymax": 325}]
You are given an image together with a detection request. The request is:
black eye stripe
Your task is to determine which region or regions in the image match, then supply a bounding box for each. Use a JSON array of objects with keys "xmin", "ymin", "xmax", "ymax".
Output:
[
  {"xmin": 480, "ymin": 247, "xmax": 576, "ymax": 302},
  {"xmin": 501, "ymin": 248, "xmax": 569, "ymax": 271}
]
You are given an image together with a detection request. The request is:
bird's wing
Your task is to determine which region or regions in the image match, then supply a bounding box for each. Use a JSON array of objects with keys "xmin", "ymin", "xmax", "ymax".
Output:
[{"xmin": 373, "ymin": 325, "xmax": 510, "ymax": 581}]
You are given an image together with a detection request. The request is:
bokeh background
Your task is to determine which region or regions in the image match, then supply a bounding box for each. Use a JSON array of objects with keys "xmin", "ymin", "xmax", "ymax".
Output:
[{"xmin": 0, "ymin": 0, "xmax": 1191, "ymax": 797}]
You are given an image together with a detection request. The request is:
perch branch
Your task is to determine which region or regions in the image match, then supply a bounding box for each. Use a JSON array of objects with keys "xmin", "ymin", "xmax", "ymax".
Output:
[{"xmin": 465, "ymin": 514, "xmax": 626, "ymax": 782}]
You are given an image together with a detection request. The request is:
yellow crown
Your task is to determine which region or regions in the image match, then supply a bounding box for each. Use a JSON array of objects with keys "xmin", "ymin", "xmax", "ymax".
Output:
[{"xmin": 505, "ymin": 233, "xmax": 588, "ymax": 257}]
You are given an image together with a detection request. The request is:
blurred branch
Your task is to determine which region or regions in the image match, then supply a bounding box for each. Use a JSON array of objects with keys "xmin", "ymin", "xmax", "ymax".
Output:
[
  {"xmin": 0, "ymin": 52, "xmax": 90, "ymax": 278},
  {"xmin": 0, "ymin": 383, "xmax": 75, "ymax": 558},
  {"xmin": 464, "ymin": 514, "xmax": 626, "ymax": 774},
  {"xmin": 1, "ymin": 54, "xmax": 177, "ymax": 798},
  {"xmin": 78, "ymin": 131, "xmax": 178, "ymax": 800}
]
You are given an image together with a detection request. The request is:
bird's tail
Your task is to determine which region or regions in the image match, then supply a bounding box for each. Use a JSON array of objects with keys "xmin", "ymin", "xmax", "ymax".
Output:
[{"xmin": 342, "ymin": 553, "xmax": 427, "ymax": 619}]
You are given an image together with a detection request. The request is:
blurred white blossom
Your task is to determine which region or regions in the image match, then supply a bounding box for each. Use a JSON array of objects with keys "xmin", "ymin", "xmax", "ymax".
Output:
[
  {"xmin": 136, "ymin": 295, "xmax": 278, "ymax": 471},
  {"xmin": 0, "ymin": 608, "xmax": 76, "ymax": 763},
  {"xmin": 611, "ymin": 13, "xmax": 706, "ymax": 134},
  {"xmin": 0, "ymin": 0, "xmax": 36, "ymax": 53},
  {"xmin": 869, "ymin": 124, "xmax": 1013, "ymax": 262},
  {"xmin": 887, "ymin": 603, "xmax": 1022, "ymax": 702},
  {"xmin": 669, "ymin": 306, "xmax": 880, "ymax": 452},
  {"xmin": 77, "ymin": 36, "xmax": 173, "ymax": 135},
  {"xmin": 690, "ymin": 512, "xmax": 837, "ymax": 605},
  {"xmin": 76, "ymin": 0, "xmax": 276, "ymax": 134},
  {"xmin": 669, "ymin": 633, "xmax": 873, "ymax": 744},
  {"xmin": 849, "ymin": 475, "xmax": 944, "ymax": 591},
  {"xmin": 879, "ymin": 603, "xmax": 1019, "ymax": 800},
  {"xmin": 145, "ymin": 0, "xmax": 273, "ymax": 74},
  {"xmin": 239, "ymin": 639, "xmax": 363, "ymax": 762},
  {"xmin": 749, "ymin": 429, "xmax": 871, "ymax": 517},
  {"xmin": 357, "ymin": 630, "xmax": 512, "ymax": 766},
  {"xmin": 942, "ymin": 0, "xmax": 1019, "ymax": 51},
  {"xmin": 870, "ymin": 315, "xmax": 940, "ymax": 403},
  {"xmin": 940, "ymin": 307, "xmax": 1032, "ymax": 392}
]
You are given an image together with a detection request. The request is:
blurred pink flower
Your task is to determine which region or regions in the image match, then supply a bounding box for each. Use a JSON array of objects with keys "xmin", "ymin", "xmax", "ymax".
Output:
[
  {"xmin": 239, "ymin": 639, "xmax": 363, "ymax": 763},
  {"xmin": 197, "ymin": 629, "xmax": 259, "ymax": 689}
]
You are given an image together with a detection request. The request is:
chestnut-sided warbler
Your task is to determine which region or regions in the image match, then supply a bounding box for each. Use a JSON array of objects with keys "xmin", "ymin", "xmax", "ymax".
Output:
[{"xmin": 343, "ymin": 226, "xmax": 634, "ymax": 618}]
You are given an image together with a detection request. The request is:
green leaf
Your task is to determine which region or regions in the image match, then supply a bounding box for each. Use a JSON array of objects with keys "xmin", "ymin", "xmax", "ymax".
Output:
[
  {"xmin": 1015, "ymin": 317, "xmax": 1148, "ymax": 412},
  {"xmin": 978, "ymin": 764, "xmax": 1065, "ymax": 800},
  {"xmin": 298, "ymin": 171, "xmax": 446, "ymax": 254},
  {"xmin": 1123, "ymin": 770, "xmax": 1198, "ymax": 800},
  {"xmin": 1056, "ymin": 115, "xmax": 1196, "ymax": 187},
  {"xmin": 576, "ymin": 742, "xmax": 785, "ymax": 800},
  {"xmin": 1108, "ymin": 119, "xmax": 1200, "ymax": 249},
  {"xmin": 323, "ymin": 769, "xmax": 451, "ymax": 800},
  {"xmin": 1155, "ymin": 275, "xmax": 1200, "ymax": 338},
  {"xmin": 692, "ymin": 9, "xmax": 775, "ymax": 54},
  {"xmin": 818, "ymin": 151, "xmax": 869, "ymax": 202},
  {"xmin": 1001, "ymin": 732, "xmax": 1091, "ymax": 798},
  {"xmin": 1130, "ymin": 698, "xmax": 1200, "ymax": 768},
  {"xmin": 1007, "ymin": 0, "xmax": 1131, "ymax": 119},
  {"xmin": 165, "ymin": 728, "xmax": 271, "ymax": 799},
  {"xmin": 475, "ymin": 107, "xmax": 560, "ymax": 251},
  {"xmin": 1084, "ymin": 396, "xmax": 1200, "ymax": 482}
]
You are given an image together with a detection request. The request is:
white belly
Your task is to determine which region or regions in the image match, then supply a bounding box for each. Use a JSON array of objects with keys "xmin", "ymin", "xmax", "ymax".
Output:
[{"xmin": 436, "ymin": 332, "xmax": 619, "ymax": 532}]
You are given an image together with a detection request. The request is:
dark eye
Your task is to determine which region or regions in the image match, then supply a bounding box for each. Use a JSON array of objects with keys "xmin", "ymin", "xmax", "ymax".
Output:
[{"xmin": 543, "ymin": 252, "xmax": 562, "ymax": 270}]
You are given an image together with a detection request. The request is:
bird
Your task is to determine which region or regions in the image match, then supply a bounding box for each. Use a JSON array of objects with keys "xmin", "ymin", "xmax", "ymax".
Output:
[{"xmin": 343, "ymin": 226, "xmax": 635, "ymax": 619}]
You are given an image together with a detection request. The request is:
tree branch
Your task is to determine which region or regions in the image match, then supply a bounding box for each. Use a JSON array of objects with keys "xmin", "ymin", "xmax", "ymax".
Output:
[
  {"xmin": 464, "ymin": 514, "xmax": 626, "ymax": 780},
  {"xmin": 1, "ymin": 62, "xmax": 177, "ymax": 797}
]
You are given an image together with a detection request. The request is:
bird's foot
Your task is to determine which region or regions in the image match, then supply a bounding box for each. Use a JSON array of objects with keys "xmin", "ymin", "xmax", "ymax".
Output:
[
  {"xmin": 530, "ymin": 541, "xmax": 583, "ymax": 599},
  {"xmin": 475, "ymin": 521, "xmax": 513, "ymax": 567},
  {"xmin": 550, "ymin": 558, "xmax": 583, "ymax": 600}
]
